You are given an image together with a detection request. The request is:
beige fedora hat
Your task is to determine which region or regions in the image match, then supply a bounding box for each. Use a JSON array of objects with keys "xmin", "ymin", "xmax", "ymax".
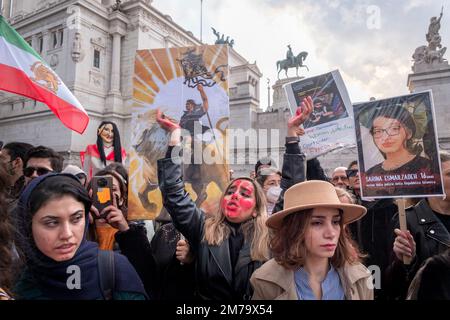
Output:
[{"xmin": 266, "ymin": 180, "xmax": 367, "ymax": 229}]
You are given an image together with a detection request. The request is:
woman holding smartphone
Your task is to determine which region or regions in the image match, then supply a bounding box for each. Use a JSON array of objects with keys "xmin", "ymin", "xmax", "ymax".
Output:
[{"xmin": 88, "ymin": 167, "xmax": 128, "ymax": 251}]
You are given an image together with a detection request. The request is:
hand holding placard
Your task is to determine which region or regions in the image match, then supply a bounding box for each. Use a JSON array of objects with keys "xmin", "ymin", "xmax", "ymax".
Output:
[{"xmin": 394, "ymin": 199, "xmax": 415, "ymax": 265}]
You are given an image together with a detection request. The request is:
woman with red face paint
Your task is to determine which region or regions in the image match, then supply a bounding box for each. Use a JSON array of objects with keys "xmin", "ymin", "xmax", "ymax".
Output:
[{"xmin": 155, "ymin": 96, "xmax": 313, "ymax": 300}]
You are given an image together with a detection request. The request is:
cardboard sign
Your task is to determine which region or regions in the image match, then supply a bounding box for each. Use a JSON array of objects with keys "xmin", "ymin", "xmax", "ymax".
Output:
[
  {"xmin": 353, "ymin": 91, "xmax": 444, "ymax": 199},
  {"xmin": 128, "ymin": 45, "xmax": 229, "ymax": 220},
  {"xmin": 284, "ymin": 70, "xmax": 356, "ymax": 159}
]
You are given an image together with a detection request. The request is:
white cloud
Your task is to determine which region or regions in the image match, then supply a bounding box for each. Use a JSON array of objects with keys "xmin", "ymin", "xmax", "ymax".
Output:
[
  {"xmin": 152, "ymin": 0, "xmax": 448, "ymax": 109},
  {"xmin": 403, "ymin": 0, "xmax": 431, "ymax": 13}
]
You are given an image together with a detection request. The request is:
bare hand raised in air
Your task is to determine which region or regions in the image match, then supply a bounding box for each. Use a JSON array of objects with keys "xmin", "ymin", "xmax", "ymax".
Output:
[{"xmin": 287, "ymin": 96, "xmax": 313, "ymax": 137}]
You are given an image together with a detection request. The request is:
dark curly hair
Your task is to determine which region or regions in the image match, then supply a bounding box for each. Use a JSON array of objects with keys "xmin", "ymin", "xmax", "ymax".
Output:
[{"xmin": 24, "ymin": 145, "xmax": 64, "ymax": 172}]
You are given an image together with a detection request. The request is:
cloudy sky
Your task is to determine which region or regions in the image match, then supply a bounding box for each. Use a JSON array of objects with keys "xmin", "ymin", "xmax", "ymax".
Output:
[{"xmin": 152, "ymin": 0, "xmax": 449, "ymax": 109}]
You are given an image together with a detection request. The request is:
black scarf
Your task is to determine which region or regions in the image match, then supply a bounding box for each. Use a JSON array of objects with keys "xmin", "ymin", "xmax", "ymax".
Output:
[{"xmin": 15, "ymin": 174, "xmax": 146, "ymax": 299}]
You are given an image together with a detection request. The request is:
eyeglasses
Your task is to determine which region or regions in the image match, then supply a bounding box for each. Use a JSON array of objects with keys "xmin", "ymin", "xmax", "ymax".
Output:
[
  {"xmin": 346, "ymin": 169, "xmax": 359, "ymax": 178},
  {"xmin": 23, "ymin": 166, "xmax": 53, "ymax": 178},
  {"xmin": 371, "ymin": 126, "xmax": 402, "ymax": 139},
  {"xmin": 331, "ymin": 175, "xmax": 349, "ymax": 183}
]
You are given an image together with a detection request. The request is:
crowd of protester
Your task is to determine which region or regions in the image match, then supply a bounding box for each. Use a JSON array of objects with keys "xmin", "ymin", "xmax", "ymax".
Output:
[{"xmin": 0, "ymin": 96, "xmax": 449, "ymax": 301}]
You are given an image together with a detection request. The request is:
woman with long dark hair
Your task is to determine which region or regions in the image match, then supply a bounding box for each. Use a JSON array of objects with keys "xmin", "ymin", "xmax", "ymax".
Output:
[
  {"xmin": 82, "ymin": 121, "xmax": 126, "ymax": 179},
  {"xmin": 0, "ymin": 164, "xmax": 14, "ymax": 299},
  {"xmin": 13, "ymin": 173, "xmax": 146, "ymax": 300}
]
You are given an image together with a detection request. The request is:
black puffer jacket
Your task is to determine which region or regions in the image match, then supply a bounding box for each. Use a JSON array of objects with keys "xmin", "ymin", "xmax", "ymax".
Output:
[
  {"xmin": 386, "ymin": 199, "xmax": 450, "ymax": 299},
  {"xmin": 157, "ymin": 157, "xmax": 261, "ymax": 300}
]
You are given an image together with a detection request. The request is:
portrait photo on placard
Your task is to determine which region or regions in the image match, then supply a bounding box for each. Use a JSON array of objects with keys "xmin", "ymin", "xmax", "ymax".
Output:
[{"xmin": 353, "ymin": 91, "xmax": 444, "ymax": 199}]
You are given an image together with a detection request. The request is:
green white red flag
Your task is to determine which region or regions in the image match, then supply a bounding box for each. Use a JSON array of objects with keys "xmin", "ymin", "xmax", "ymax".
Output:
[{"xmin": 0, "ymin": 15, "xmax": 89, "ymax": 134}]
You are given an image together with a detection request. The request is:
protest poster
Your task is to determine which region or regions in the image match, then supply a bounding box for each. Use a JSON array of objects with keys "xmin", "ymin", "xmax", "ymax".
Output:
[
  {"xmin": 353, "ymin": 91, "xmax": 444, "ymax": 199},
  {"xmin": 284, "ymin": 70, "xmax": 356, "ymax": 159},
  {"xmin": 128, "ymin": 45, "xmax": 229, "ymax": 220}
]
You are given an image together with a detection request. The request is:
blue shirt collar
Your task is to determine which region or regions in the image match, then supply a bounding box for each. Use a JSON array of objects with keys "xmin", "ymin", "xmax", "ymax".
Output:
[{"xmin": 294, "ymin": 264, "xmax": 345, "ymax": 300}]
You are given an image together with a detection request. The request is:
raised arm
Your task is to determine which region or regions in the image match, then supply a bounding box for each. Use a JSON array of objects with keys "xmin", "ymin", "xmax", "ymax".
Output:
[
  {"xmin": 155, "ymin": 110, "xmax": 204, "ymax": 249},
  {"xmin": 272, "ymin": 97, "xmax": 312, "ymax": 214},
  {"xmin": 197, "ymin": 84, "xmax": 209, "ymax": 112}
]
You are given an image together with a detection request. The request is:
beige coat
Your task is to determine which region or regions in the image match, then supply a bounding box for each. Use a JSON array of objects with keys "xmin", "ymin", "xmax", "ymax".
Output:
[{"xmin": 250, "ymin": 259, "xmax": 374, "ymax": 300}]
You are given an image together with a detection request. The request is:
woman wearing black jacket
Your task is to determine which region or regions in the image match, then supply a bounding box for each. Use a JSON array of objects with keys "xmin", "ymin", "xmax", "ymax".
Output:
[
  {"xmin": 154, "ymin": 97, "xmax": 312, "ymax": 300},
  {"xmin": 113, "ymin": 210, "xmax": 196, "ymax": 300}
]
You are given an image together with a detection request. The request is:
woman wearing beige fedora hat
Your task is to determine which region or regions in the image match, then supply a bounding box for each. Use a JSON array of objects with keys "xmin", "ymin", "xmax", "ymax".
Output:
[
  {"xmin": 154, "ymin": 96, "xmax": 313, "ymax": 300},
  {"xmin": 250, "ymin": 180, "xmax": 374, "ymax": 300}
]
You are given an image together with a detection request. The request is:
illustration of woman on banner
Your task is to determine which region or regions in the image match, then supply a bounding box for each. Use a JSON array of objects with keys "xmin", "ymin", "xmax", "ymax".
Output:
[
  {"xmin": 366, "ymin": 104, "xmax": 432, "ymax": 176},
  {"xmin": 81, "ymin": 121, "xmax": 126, "ymax": 179},
  {"xmin": 127, "ymin": 45, "xmax": 230, "ymax": 220}
]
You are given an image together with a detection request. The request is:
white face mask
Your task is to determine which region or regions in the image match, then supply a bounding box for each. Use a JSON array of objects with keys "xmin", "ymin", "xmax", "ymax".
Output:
[{"xmin": 266, "ymin": 186, "xmax": 282, "ymax": 203}]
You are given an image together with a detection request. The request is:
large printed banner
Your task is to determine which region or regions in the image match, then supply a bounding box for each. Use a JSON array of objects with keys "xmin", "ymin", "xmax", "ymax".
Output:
[
  {"xmin": 284, "ymin": 70, "xmax": 356, "ymax": 159},
  {"xmin": 353, "ymin": 91, "xmax": 444, "ymax": 199},
  {"xmin": 128, "ymin": 45, "xmax": 229, "ymax": 220}
]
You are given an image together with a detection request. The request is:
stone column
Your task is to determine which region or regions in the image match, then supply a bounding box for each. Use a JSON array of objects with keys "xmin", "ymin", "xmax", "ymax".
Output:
[
  {"xmin": 408, "ymin": 63, "xmax": 450, "ymax": 147},
  {"xmin": 105, "ymin": 11, "xmax": 128, "ymax": 114},
  {"xmin": 31, "ymin": 34, "xmax": 40, "ymax": 53},
  {"xmin": 271, "ymin": 77, "xmax": 302, "ymax": 111},
  {"xmin": 41, "ymin": 31, "xmax": 50, "ymax": 57},
  {"xmin": 109, "ymin": 32, "xmax": 122, "ymax": 95}
]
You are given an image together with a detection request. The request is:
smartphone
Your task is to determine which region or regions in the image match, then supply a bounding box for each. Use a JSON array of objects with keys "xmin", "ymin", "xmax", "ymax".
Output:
[{"xmin": 91, "ymin": 176, "xmax": 113, "ymax": 218}]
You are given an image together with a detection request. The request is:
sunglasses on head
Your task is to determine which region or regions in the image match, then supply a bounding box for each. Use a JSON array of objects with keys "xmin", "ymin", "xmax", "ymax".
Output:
[
  {"xmin": 23, "ymin": 166, "xmax": 53, "ymax": 178},
  {"xmin": 346, "ymin": 169, "xmax": 359, "ymax": 178}
]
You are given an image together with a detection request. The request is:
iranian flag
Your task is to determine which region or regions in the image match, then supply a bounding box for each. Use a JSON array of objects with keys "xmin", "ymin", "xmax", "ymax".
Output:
[{"xmin": 0, "ymin": 15, "xmax": 89, "ymax": 134}]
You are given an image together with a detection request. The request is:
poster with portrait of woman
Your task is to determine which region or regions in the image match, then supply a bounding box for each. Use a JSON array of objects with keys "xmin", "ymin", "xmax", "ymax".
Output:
[{"xmin": 353, "ymin": 91, "xmax": 444, "ymax": 199}]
